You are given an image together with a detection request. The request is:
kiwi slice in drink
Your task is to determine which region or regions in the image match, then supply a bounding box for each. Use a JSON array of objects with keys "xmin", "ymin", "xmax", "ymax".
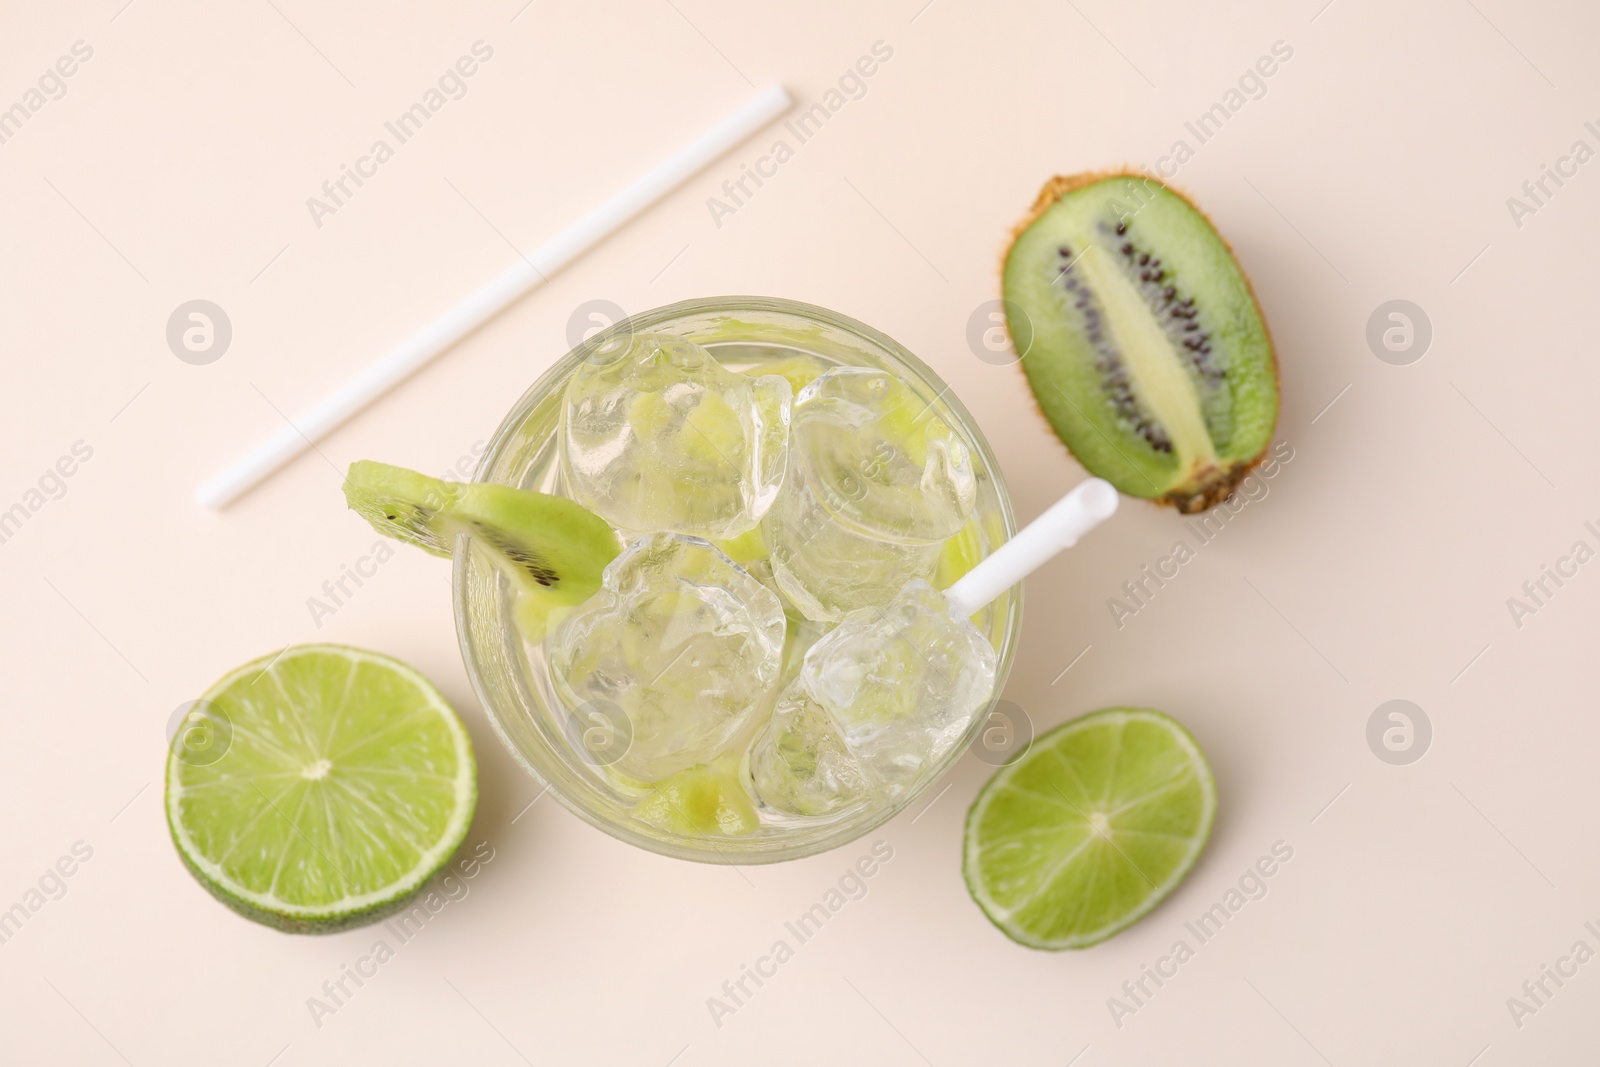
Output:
[
  {"xmin": 1003, "ymin": 172, "xmax": 1280, "ymax": 513},
  {"xmin": 343, "ymin": 461, "xmax": 621, "ymax": 638}
]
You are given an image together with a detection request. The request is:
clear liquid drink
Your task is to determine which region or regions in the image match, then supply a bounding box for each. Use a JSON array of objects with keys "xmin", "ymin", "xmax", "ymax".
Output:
[{"xmin": 456, "ymin": 298, "xmax": 1020, "ymax": 863}]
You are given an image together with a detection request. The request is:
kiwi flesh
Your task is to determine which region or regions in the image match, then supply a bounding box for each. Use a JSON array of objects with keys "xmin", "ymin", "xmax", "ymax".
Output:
[
  {"xmin": 1003, "ymin": 172, "xmax": 1279, "ymax": 512},
  {"xmin": 343, "ymin": 461, "xmax": 621, "ymax": 636}
]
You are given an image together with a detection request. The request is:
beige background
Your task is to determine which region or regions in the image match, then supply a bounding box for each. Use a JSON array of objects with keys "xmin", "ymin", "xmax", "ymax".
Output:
[{"xmin": 3, "ymin": 0, "xmax": 1597, "ymax": 1062}]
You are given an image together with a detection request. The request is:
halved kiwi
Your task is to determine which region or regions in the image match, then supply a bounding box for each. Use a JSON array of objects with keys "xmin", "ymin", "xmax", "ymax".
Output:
[
  {"xmin": 343, "ymin": 461, "xmax": 621, "ymax": 638},
  {"xmin": 1003, "ymin": 172, "xmax": 1279, "ymax": 512}
]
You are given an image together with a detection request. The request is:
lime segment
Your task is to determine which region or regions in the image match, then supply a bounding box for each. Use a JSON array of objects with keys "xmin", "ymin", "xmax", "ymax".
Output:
[
  {"xmin": 963, "ymin": 707, "xmax": 1215, "ymax": 949},
  {"xmin": 166, "ymin": 645, "xmax": 476, "ymax": 933}
]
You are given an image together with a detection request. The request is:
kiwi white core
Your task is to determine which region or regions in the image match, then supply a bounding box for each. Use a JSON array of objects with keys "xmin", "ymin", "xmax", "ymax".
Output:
[{"xmin": 1071, "ymin": 242, "xmax": 1218, "ymax": 476}]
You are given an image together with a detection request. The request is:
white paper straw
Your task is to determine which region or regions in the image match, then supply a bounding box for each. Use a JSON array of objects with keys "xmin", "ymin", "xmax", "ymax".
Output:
[
  {"xmin": 196, "ymin": 83, "xmax": 793, "ymax": 510},
  {"xmin": 946, "ymin": 478, "xmax": 1119, "ymax": 616}
]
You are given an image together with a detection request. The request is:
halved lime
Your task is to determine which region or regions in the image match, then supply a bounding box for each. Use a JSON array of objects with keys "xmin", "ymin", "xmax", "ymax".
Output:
[
  {"xmin": 165, "ymin": 645, "xmax": 476, "ymax": 933},
  {"xmin": 963, "ymin": 707, "xmax": 1216, "ymax": 949}
]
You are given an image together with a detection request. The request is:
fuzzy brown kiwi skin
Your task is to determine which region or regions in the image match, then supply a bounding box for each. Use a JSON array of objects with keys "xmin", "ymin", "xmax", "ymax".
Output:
[
  {"xmin": 1003, "ymin": 169, "xmax": 1282, "ymax": 515},
  {"xmin": 1166, "ymin": 462, "xmax": 1259, "ymax": 514}
]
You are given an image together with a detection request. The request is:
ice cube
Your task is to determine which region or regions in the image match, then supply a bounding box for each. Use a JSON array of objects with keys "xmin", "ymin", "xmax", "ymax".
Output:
[
  {"xmin": 747, "ymin": 687, "xmax": 870, "ymax": 817},
  {"xmin": 561, "ymin": 334, "xmax": 792, "ymax": 539},
  {"xmin": 799, "ymin": 580, "xmax": 996, "ymax": 796},
  {"xmin": 547, "ymin": 533, "xmax": 786, "ymax": 783},
  {"xmin": 763, "ymin": 367, "xmax": 977, "ymax": 620}
]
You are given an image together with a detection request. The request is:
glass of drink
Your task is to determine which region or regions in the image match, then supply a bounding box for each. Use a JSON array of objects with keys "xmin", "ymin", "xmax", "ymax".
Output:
[{"xmin": 455, "ymin": 296, "xmax": 1020, "ymax": 862}]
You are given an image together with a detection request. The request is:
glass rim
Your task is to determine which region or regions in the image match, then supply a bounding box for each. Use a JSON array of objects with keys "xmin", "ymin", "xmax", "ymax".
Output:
[{"xmin": 453, "ymin": 295, "xmax": 1022, "ymax": 864}]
